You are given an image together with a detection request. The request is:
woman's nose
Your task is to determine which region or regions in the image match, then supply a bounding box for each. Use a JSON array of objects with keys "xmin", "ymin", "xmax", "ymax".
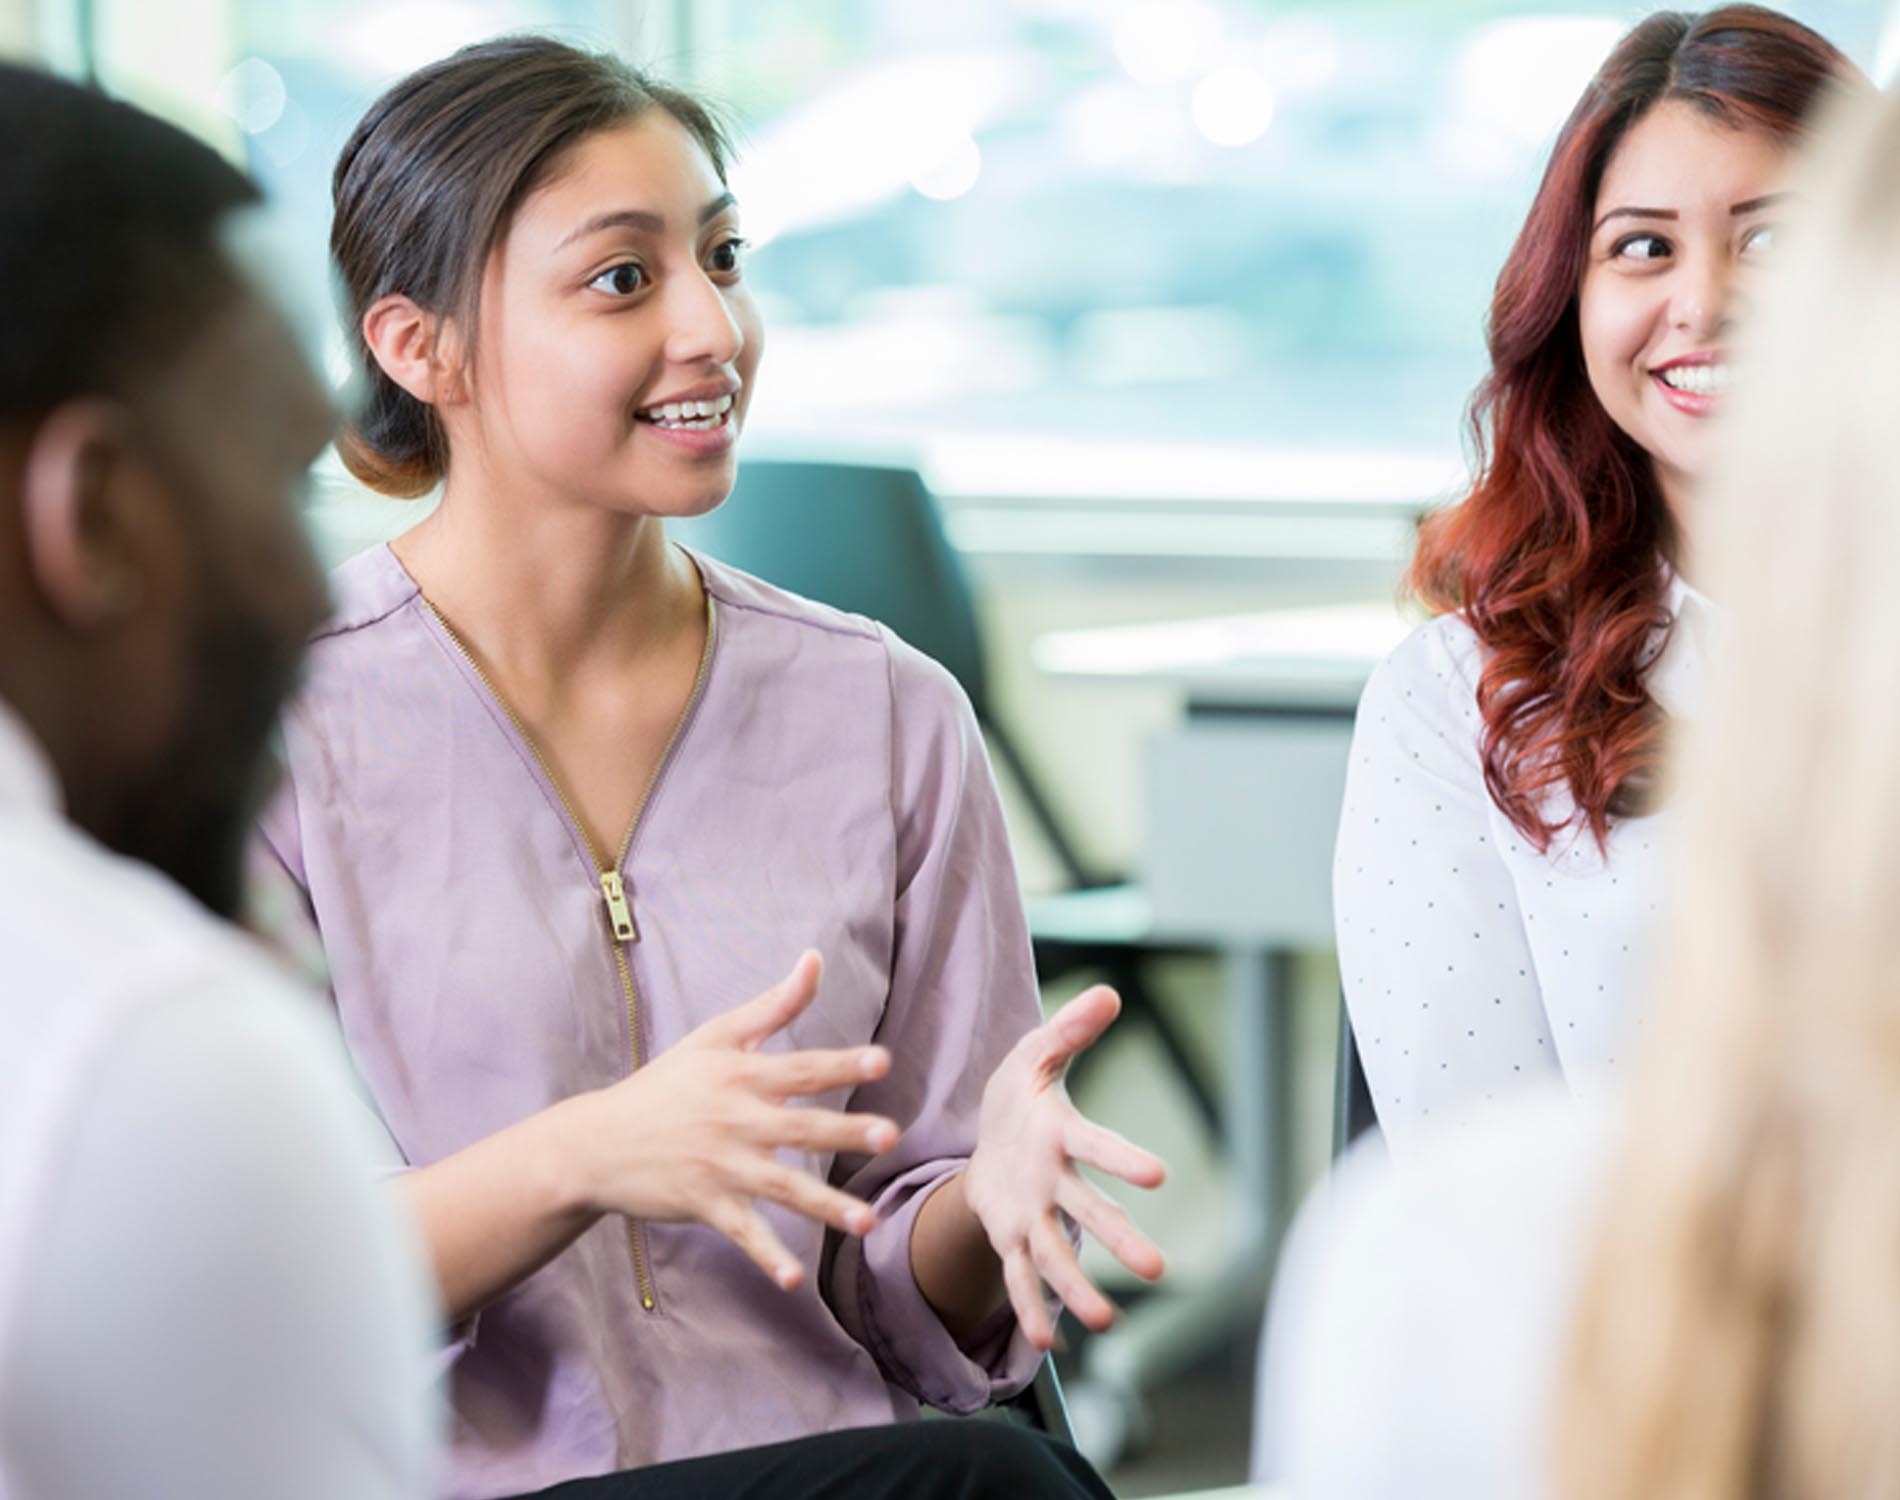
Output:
[
  {"xmin": 663, "ymin": 271, "xmax": 744, "ymax": 367},
  {"xmin": 1671, "ymin": 250, "xmax": 1737, "ymax": 340}
]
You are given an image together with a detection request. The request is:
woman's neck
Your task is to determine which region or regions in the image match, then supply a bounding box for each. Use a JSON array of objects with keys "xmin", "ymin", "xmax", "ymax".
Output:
[
  {"xmin": 1654, "ymin": 463, "xmax": 1708, "ymax": 596},
  {"xmin": 391, "ymin": 473, "xmax": 701, "ymax": 687}
]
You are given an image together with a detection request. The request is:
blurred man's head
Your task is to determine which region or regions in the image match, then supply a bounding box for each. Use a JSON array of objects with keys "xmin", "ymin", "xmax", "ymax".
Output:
[{"xmin": 0, "ymin": 66, "xmax": 332, "ymax": 918}]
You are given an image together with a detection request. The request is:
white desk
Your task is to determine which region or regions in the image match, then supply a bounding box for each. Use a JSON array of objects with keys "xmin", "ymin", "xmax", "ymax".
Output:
[
  {"xmin": 1155, "ymin": 1488, "xmax": 1278, "ymax": 1500},
  {"xmin": 1033, "ymin": 602, "xmax": 1413, "ymax": 707},
  {"xmin": 1035, "ymin": 601, "xmax": 1412, "ymax": 1458},
  {"xmin": 1037, "ymin": 602, "xmax": 1413, "ymax": 948}
]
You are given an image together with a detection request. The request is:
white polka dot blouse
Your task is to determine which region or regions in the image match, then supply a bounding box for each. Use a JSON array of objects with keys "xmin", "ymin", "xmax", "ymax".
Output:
[{"xmin": 1333, "ymin": 567, "xmax": 1717, "ymax": 1159}]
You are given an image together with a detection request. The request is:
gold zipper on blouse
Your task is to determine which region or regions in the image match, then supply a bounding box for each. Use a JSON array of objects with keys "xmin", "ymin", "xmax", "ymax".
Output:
[{"xmin": 425, "ymin": 592, "xmax": 716, "ymax": 1315}]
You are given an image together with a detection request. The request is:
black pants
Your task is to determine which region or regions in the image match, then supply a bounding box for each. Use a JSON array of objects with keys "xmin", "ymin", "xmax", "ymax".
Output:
[{"xmin": 513, "ymin": 1421, "xmax": 1114, "ymax": 1500}]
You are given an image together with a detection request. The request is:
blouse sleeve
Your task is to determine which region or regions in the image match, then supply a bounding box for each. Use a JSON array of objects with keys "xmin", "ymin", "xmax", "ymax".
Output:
[
  {"xmin": 251, "ymin": 766, "xmax": 477, "ymax": 1368},
  {"xmin": 1333, "ymin": 618, "xmax": 1558, "ymax": 1159},
  {"xmin": 817, "ymin": 630, "xmax": 1046, "ymax": 1414},
  {"xmin": 250, "ymin": 766, "xmax": 408, "ymax": 1171},
  {"xmin": 249, "ymin": 759, "xmax": 337, "ymax": 996}
]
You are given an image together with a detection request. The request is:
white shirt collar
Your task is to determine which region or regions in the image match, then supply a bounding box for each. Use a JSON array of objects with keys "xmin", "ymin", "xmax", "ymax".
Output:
[
  {"xmin": 1650, "ymin": 561, "xmax": 1722, "ymax": 720},
  {"xmin": 0, "ymin": 697, "xmax": 64, "ymax": 817},
  {"xmin": 1661, "ymin": 562, "xmax": 1716, "ymax": 621}
]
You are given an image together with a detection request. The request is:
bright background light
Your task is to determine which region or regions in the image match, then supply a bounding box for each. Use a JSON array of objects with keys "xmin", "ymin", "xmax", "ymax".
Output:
[
  {"xmin": 1191, "ymin": 65, "xmax": 1276, "ymax": 149},
  {"xmin": 1451, "ymin": 16, "xmax": 1626, "ymax": 151},
  {"xmin": 1113, "ymin": 0, "xmax": 1223, "ymax": 86},
  {"xmin": 51, "ymin": 0, "xmax": 1894, "ymax": 463},
  {"xmin": 910, "ymin": 132, "xmax": 983, "ymax": 201},
  {"xmin": 215, "ymin": 56, "xmax": 285, "ymax": 133}
]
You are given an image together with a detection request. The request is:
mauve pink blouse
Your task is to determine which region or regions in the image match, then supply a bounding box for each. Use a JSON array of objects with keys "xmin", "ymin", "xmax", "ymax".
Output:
[{"xmin": 257, "ymin": 542, "xmax": 1043, "ymax": 1500}]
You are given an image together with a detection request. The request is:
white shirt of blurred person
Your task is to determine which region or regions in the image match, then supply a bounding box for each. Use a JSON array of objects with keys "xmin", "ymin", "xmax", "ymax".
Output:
[
  {"xmin": 0, "ymin": 68, "xmax": 435, "ymax": 1499},
  {"xmin": 1258, "ymin": 55, "xmax": 1893, "ymax": 1500},
  {"xmin": 1331, "ymin": 6, "xmax": 1857, "ymax": 1157}
]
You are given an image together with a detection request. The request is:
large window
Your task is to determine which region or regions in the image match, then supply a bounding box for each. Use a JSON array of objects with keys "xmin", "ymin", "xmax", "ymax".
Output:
[
  {"xmin": 70, "ymin": 0, "xmax": 1899, "ymax": 494},
  {"xmin": 694, "ymin": 0, "xmax": 1893, "ymax": 462}
]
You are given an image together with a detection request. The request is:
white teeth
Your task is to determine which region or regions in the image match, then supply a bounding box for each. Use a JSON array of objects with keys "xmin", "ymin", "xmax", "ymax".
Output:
[
  {"xmin": 639, "ymin": 393, "xmax": 736, "ymax": 423},
  {"xmin": 1658, "ymin": 362, "xmax": 1731, "ymax": 396}
]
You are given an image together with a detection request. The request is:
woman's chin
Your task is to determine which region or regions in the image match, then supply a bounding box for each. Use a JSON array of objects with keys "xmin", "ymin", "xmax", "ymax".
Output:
[
  {"xmin": 587, "ymin": 465, "xmax": 739, "ymax": 521},
  {"xmin": 663, "ymin": 483, "xmax": 740, "ymax": 521}
]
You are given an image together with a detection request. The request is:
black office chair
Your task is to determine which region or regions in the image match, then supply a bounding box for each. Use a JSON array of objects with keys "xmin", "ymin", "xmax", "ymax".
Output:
[
  {"xmin": 993, "ymin": 1354, "xmax": 1076, "ymax": 1443},
  {"xmin": 675, "ymin": 458, "xmax": 1223, "ymax": 1138}
]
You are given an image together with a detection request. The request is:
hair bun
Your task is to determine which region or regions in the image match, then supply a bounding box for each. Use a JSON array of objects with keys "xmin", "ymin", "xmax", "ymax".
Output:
[{"xmin": 335, "ymin": 376, "xmax": 442, "ymax": 498}]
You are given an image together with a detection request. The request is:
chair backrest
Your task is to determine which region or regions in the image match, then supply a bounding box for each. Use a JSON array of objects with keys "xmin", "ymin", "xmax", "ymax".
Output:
[
  {"xmin": 1331, "ymin": 998, "xmax": 1379, "ymax": 1159},
  {"xmin": 674, "ymin": 459, "xmax": 994, "ymax": 720},
  {"xmin": 678, "ymin": 457, "xmax": 1101, "ymax": 888}
]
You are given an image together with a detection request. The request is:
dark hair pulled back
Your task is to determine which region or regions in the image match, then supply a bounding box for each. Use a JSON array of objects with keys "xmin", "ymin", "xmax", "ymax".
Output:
[{"xmin": 330, "ymin": 35, "xmax": 731, "ymax": 497}]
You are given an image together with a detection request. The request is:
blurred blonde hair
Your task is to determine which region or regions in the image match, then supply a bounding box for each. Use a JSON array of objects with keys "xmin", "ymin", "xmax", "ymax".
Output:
[{"xmin": 1557, "ymin": 83, "xmax": 1900, "ymax": 1500}]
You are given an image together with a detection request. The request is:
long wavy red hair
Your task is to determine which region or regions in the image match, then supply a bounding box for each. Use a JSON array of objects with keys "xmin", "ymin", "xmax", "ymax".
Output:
[{"xmin": 1409, "ymin": 5, "xmax": 1857, "ymax": 851}]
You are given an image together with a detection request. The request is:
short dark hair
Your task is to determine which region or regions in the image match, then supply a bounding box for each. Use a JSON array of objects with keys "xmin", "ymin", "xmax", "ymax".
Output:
[
  {"xmin": 0, "ymin": 64, "xmax": 261, "ymax": 421},
  {"xmin": 330, "ymin": 35, "xmax": 734, "ymax": 498}
]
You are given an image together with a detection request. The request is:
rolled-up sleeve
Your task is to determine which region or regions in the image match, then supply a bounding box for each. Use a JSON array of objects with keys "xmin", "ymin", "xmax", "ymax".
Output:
[{"xmin": 819, "ymin": 629, "xmax": 1045, "ymax": 1413}]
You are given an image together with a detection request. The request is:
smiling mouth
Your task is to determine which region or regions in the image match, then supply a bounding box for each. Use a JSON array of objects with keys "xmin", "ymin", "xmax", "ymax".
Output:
[
  {"xmin": 635, "ymin": 393, "xmax": 735, "ymax": 429},
  {"xmin": 1653, "ymin": 362, "xmax": 1733, "ymax": 398}
]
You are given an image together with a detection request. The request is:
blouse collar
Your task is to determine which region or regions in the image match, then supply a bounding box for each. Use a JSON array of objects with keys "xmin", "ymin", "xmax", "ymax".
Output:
[
  {"xmin": 1650, "ymin": 560, "xmax": 1722, "ymax": 720},
  {"xmin": 1662, "ymin": 561, "xmax": 1716, "ymax": 621}
]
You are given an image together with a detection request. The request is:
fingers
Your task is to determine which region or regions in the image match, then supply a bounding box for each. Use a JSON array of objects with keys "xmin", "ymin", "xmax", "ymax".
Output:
[
  {"xmin": 745, "ymin": 1102, "xmax": 900, "ymax": 1157},
  {"xmin": 689, "ymin": 952, "xmax": 823, "ymax": 1051},
  {"xmin": 743, "ymin": 1044, "xmax": 892, "ymax": 1102},
  {"xmin": 1002, "ymin": 1245, "xmax": 1055, "ymax": 1351},
  {"xmin": 1030, "ymin": 986, "xmax": 1123, "ymax": 1072},
  {"xmin": 706, "ymin": 1198, "xmax": 805, "ymax": 1291},
  {"xmin": 1057, "ymin": 1173, "xmax": 1166, "ymax": 1282},
  {"xmin": 1030, "ymin": 1212, "xmax": 1117, "ymax": 1332},
  {"xmin": 735, "ymin": 1158, "xmax": 878, "ymax": 1238},
  {"xmin": 1062, "ymin": 1115, "xmax": 1168, "ymax": 1190}
]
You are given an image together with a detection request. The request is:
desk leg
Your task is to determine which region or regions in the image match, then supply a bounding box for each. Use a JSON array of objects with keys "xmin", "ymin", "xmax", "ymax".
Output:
[
  {"xmin": 1069, "ymin": 943, "xmax": 1297, "ymax": 1465},
  {"xmin": 1225, "ymin": 944, "xmax": 1297, "ymax": 1243}
]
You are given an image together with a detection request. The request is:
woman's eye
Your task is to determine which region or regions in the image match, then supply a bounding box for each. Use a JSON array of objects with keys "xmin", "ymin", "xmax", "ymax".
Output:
[
  {"xmin": 587, "ymin": 262, "xmax": 647, "ymax": 297},
  {"xmin": 707, "ymin": 236, "xmax": 750, "ymax": 275},
  {"xmin": 1611, "ymin": 232, "xmax": 1672, "ymax": 263},
  {"xmin": 1740, "ymin": 223, "xmax": 1779, "ymax": 257}
]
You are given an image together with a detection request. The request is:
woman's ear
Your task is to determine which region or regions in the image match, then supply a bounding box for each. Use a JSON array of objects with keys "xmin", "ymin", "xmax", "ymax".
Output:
[
  {"xmin": 362, "ymin": 293, "xmax": 467, "ymax": 406},
  {"xmin": 19, "ymin": 400, "xmax": 147, "ymax": 629}
]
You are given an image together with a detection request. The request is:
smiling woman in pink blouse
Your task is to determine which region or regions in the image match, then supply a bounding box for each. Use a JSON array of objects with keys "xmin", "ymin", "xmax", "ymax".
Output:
[
  {"xmin": 256, "ymin": 36, "xmax": 1158, "ymax": 1500},
  {"xmin": 1332, "ymin": 6, "xmax": 1864, "ymax": 1155}
]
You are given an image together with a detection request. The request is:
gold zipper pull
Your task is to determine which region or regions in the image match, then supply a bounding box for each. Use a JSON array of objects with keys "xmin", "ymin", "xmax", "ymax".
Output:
[{"xmin": 600, "ymin": 871, "xmax": 637, "ymax": 943}]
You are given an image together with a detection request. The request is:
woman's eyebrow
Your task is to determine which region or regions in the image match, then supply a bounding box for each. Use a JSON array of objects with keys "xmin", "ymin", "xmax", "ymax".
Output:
[
  {"xmin": 1594, "ymin": 205, "xmax": 1678, "ymax": 233},
  {"xmin": 556, "ymin": 192, "xmax": 739, "ymax": 251},
  {"xmin": 1592, "ymin": 191, "xmax": 1794, "ymax": 235}
]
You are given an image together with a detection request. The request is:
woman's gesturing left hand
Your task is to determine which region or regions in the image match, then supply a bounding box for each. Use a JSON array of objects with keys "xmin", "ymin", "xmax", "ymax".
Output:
[{"xmin": 959, "ymin": 984, "xmax": 1169, "ymax": 1349}]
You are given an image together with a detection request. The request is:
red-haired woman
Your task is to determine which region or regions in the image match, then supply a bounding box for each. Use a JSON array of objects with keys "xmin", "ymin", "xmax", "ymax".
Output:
[{"xmin": 1332, "ymin": 5, "xmax": 1864, "ymax": 1156}]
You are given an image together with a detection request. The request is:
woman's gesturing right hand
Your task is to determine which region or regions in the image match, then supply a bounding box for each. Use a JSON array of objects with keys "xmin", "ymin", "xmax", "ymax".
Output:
[
  {"xmin": 555, "ymin": 950, "xmax": 899, "ymax": 1291},
  {"xmin": 409, "ymin": 950, "xmax": 900, "ymax": 1320}
]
